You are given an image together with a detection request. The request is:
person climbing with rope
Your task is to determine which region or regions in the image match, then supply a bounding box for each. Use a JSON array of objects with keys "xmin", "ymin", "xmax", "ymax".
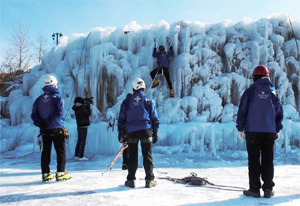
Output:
[{"xmin": 151, "ymin": 38, "xmax": 175, "ymax": 97}]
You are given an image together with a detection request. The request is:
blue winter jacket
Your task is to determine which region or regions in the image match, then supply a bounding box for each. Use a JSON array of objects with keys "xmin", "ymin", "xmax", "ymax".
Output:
[
  {"xmin": 152, "ymin": 47, "xmax": 174, "ymax": 68},
  {"xmin": 236, "ymin": 77, "xmax": 283, "ymax": 133},
  {"xmin": 118, "ymin": 90, "xmax": 159, "ymax": 133},
  {"xmin": 31, "ymin": 85, "xmax": 65, "ymax": 130}
]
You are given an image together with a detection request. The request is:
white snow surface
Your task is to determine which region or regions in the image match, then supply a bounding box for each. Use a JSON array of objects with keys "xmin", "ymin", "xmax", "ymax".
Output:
[
  {"xmin": 1, "ymin": 14, "xmax": 300, "ymax": 205},
  {"xmin": 0, "ymin": 150, "xmax": 300, "ymax": 206}
]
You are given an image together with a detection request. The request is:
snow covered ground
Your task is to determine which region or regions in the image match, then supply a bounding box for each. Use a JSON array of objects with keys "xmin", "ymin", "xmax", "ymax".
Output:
[{"xmin": 1, "ymin": 148, "xmax": 300, "ymax": 206}]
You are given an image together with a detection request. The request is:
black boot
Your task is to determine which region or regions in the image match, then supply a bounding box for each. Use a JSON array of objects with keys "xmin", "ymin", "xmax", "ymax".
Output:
[
  {"xmin": 263, "ymin": 189, "xmax": 274, "ymax": 198},
  {"xmin": 125, "ymin": 180, "xmax": 135, "ymax": 188},
  {"xmin": 243, "ymin": 189, "xmax": 261, "ymax": 198},
  {"xmin": 145, "ymin": 180, "xmax": 157, "ymax": 188}
]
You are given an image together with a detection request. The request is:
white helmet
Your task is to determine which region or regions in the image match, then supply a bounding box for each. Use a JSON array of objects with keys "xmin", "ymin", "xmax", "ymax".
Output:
[
  {"xmin": 132, "ymin": 78, "xmax": 146, "ymax": 90},
  {"xmin": 44, "ymin": 75, "xmax": 58, "ymax": 86}
]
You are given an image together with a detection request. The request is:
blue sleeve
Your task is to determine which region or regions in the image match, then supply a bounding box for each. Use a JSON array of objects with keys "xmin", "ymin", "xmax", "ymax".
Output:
[
  {"xmin": 31, "ymin": 98, "xmax": 41, "ymax": 127},
  {"xmin": 149, "ymin": 101, "xmax": 159, "ymax": 132},
  {"xmin": 118, "ymin": 100, "xmax": 127, "ymax": 131},
  {"xmin": 152, "ymin": 48, "xmax": 158, "ymax": 57},
  {"xmin": 167, "ymin": 47, "xmax": 174, "ymax": 57},
  {"xmin": 236, "ymin": 89, "xmax": 250, "ymax": 131},
  {"xmin": 57, "ymin": 96, "xmax": 64, "ymax": 117}
]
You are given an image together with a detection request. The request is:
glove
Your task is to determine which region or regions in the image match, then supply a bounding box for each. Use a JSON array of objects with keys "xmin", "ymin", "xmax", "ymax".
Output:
[
  {"xmin": 118, "ymin": 130, "xmax": 127, "ymax": 143},
  {"xmin": 152, "ymin": 131, "xmax": 158, "ymax": 144},
  {"xmin": 169, "ymin": 46, "xmax": 173, "ymax": 50},
  {"xmin": 39, "ymin": 121, "xmax": 47, "ymax": 130},
  {"xmin": 238, "ymin": 131, "xmax": 244, "ymax": 140},
  {"xmin": 275, "ymin": 133, "xmax": 280, "ymax": 141}
]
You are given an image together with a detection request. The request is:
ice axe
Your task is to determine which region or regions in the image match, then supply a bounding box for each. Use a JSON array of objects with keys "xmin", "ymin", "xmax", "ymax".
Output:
[{"xmin": 101, "ymin": 143, "xmax": 128, "ymax": 176}]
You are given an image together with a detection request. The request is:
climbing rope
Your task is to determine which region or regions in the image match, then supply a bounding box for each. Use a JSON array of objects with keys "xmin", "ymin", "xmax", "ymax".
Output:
[{"xmin": 159, "ymin": 172, "xmax": 246, "ymax": 191}]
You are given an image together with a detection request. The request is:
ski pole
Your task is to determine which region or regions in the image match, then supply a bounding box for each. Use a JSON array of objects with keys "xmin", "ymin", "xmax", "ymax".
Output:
[{"xmin": 101, "ymin": 143, "xmax": 128, "ymax": 176}]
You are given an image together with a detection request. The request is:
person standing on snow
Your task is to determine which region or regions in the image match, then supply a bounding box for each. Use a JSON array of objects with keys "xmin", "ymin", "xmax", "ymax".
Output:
[
  {"xmin": 31, "ymin": 75, "xmax": 71, "ymax": 182},
  {"xmin": 236, "ymin": 65, "xmax": 283, "ymax": 198},
  {"xmin": 118, "ymin": 78, "xmax": 159, "ymax": 188},
  {"xmin": 72, "ymin": 97, "xmax": 91, "ymax": 161},
  {"xmin": 121, "ymin": 93, "xmax": 133, "ymax": 170},
  {"xmin": 151, "ymin": 44, "xmax": 174, "ymax": 97}
]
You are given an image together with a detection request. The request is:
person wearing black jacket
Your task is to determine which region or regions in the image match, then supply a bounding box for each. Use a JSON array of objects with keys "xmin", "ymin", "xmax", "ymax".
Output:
[{"xmin": 72, "ymin": 97, "xmax": 91, "ymax": 161}]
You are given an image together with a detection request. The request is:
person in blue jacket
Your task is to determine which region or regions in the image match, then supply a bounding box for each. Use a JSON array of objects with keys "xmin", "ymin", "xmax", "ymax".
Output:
[
  {"xmin": 236, "ymin": 65, "xmax": 283, "ymax": 198},
  {"xmin": 31, "ymin": 75, "xmax": 71, "ymax": 182},
  {"xmin": 151, "ymin": 45, "xmax": 174, "ymax": 97},
  {"xmin": 118, "ymin": 78, "xmax": 159, "ymax": 188}
]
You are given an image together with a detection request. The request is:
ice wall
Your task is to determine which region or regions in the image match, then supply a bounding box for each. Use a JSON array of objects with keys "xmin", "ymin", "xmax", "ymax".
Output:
[{"xmin": 1, "ymin": 15, "xmax": 300, "ymax": 155}]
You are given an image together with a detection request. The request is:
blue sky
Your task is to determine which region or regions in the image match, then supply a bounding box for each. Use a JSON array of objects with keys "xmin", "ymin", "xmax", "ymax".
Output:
[{"xmin": 1, "ymin": 0, "xmax": 300, "ymax": 64}]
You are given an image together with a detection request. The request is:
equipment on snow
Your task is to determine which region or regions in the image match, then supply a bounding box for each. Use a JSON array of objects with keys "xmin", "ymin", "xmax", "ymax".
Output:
[
  {"xmin": 159, "ymin": 172, "xmax": 246, "ymax": 191},
  {"xmin": 102, "ymin": 144, "xmax": 128, "ymax": 176}
]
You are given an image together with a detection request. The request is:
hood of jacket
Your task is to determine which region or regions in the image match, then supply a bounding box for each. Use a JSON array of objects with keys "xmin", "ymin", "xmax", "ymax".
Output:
[
  {"xmin": 252, "ymin": 77, "xmax": 275, "ymax": 92},
  {"xmin": 42, "ymin": 85, "xmax": 60, "ymax": 94}
]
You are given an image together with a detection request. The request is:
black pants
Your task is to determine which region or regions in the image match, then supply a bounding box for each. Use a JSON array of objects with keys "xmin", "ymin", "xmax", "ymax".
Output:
[
  {"xmin": 245, "ymin": 132, "xmax": 276, "ymax": 192},
  {"xmin": 41, "ymin": 128, "xmax": 66, "ymax": 174},
  {"xmin": 123, "ymin": 146, "xmax": 129, "ymax": 164},
  {"xmin": 126, "ymin": 129, "xmax": 154, "ymax": 181},
  {"xmin": 150, "ymin": 67, "xmax": 173, "ymax": 89},
  {"xmin": 75, "ymin": 127, "xmax": 88, "ymax": 158}
]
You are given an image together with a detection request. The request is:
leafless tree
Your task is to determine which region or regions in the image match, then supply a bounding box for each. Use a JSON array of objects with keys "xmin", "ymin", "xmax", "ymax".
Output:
[
  {"xmin": 1, "ymin": 21, "xmax": 32, "ymax": 73},
  {"xmin": 34, "ymin": 32, "xmax": 49, "ymax": 64}
]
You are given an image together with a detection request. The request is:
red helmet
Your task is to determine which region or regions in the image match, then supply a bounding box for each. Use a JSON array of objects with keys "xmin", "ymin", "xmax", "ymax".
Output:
[{"xmin": 252, "ymin": 65, "xmax": 269, "ymax": 76}]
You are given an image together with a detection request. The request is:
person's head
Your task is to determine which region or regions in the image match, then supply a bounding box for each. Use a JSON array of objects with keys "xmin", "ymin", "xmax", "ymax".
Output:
[
  {"xmin": 74, "ymin": 97, "xmax": 84, "ymax": 104},
  {"xmin": 159, "ymin": 45, "xmax": 165, "ymax": 51},
  {"xmin": 252, "ymin": 65, "xmax": 269, "ymax": 82},
  {"xmin": 44, "ymin": 75, "xmax": 58, "ymax": 88},
  {"xmin": 132, "ymin": 78, "xmax": 146, "ymax": 91}
]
